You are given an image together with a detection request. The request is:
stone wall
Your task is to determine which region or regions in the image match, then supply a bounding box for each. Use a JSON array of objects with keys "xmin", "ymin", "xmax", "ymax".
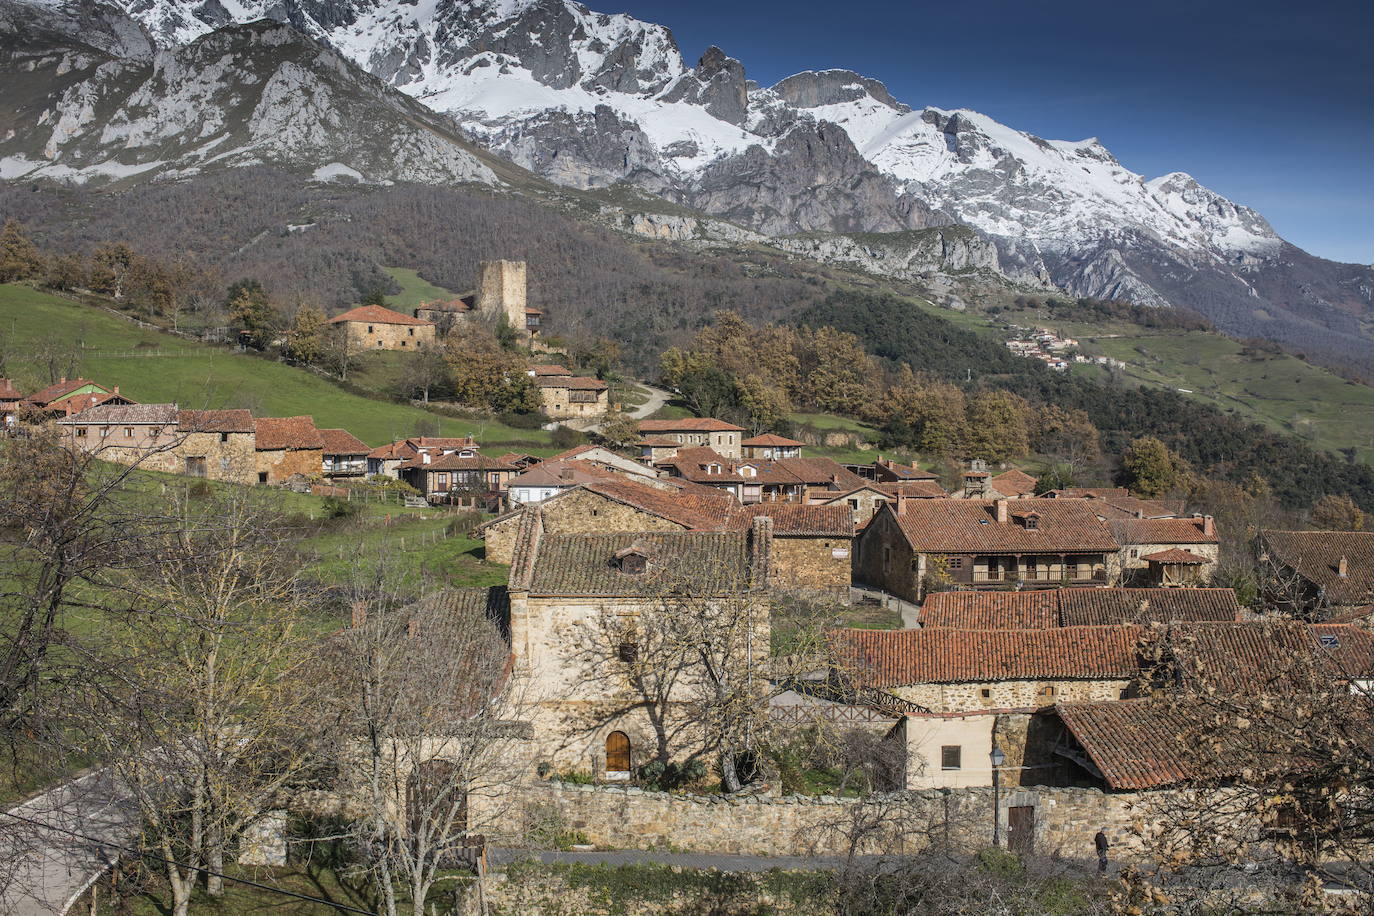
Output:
[
  {"xmin": 336, "ymin": 320, "xmax": 435, "ymax": 352},
  {"xmin": 478, "ymin": 260, "xmax": 529, "ymax": 334},
  {"xmin": 256, "ymin": 447, "xmax": 324, "ymax": 483},
  {"xmin": 892, "ymin": 678, "xmax": 1130, "ymax": 715},
  {"xmin": 66, "ymin": 429, "xmax": 258, "ymax": 485},
  {"xmin": 484, "ymin": 493, "xmax": 688, "ymax": 564},
  {"xmin": 853, "ymin": 509, "xmax": 919, "ymax": 601},
  {"xmin": 769, "ymin": 535, "xmax": 852, "ymax": 593},
  {"xmin": 516, "ymin": 780, "xmax": 1147, "ymax": 860},
  {"xmin": 539, "ymin": 387, "xmax": 608, "ymax": 420}
]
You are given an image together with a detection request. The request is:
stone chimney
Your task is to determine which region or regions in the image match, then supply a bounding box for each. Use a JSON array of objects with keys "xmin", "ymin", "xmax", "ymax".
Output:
[
  {"xmin": 1339, "ymin": 555, "xmax": 1349, "ymax": 578},
  {"xmin": 749, "ymin": 515, "xmax": 773, "ymax": 590},
  {"xmin": 995, "ymin": 499, "xmax": 1009, "ymax": 524},
  {"xmin": 894, "ymin": 492, "xmax": 909, "ymax": 516},
  {"xmin": 477, "ymin": 260, "xmax": 528, "ymax": 333},
  {"xmin": 350, "ymin": 601, "xmax": 367, "ymax": 629},
  {"xmin": 1202, "ymin": 515, "xmax": 1215, "ymax": 537}
]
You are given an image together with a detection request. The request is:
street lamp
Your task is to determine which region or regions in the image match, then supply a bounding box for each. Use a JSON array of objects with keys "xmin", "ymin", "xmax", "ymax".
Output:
[{"xmin": 990, "ymin": 745, "xmax": 1006, "ymax": 847}]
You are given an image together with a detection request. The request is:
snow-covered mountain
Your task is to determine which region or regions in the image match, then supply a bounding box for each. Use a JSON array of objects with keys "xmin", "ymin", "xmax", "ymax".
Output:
[{"xmin": 5, "ymin": 0, "xmax": 1373, "ymax": 367}]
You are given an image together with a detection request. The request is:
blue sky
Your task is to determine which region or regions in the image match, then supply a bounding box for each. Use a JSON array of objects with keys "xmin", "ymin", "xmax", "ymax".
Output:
[{"xmin": 612, "ymin": 0, "xmax": 1373, "ymax": 264}]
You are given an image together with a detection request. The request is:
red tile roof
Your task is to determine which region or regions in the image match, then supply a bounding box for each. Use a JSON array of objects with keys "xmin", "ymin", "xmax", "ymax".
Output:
[
  {"xmin": 988, "ymin": 468, "xmax": 1038, "ymax": 497},
  {"xmin": 57, "ymin": 403, "xmax": 178, "ymax": 425},
  {"xmin": 507, "ymin": 460, "xmax": 619, "ymax": 487},
  {"xmin": 318, "ymin": 428, "xmax": 369, "ymax": 456},
  {"xmin": 408, "ymin": 454, "xmax": 517, "ymax": 472},
  {"xmin": 890, "ymin": 498, "xmax": 1118, "ymax": 554},
  {"xmin": 726, "ymin": 503, "xmax": 854, "ymax": 538},
  {"xmin": 530, "ymin": 364, "xmax": 572, "ymax": 376},
  {"xmin": 329, "ymin": 304, "xmax": 433, "ymax": 327},
  {"xmin": 23, "ymin": 378, "xmax": 109, "ymax": 406},
  {"xmin": 742, "ymin": 434, "xmax": 805, "ymax": 447},
  {"xmin": 657, "ymin": 447, "xmax": 747, "ymax": 483},
  {"xmin": 879, "ymin": 480, "xmax": 949, "ymax": 498},
  {"xmin": 1156, "ymin": 620, "xmax": 1374, "ymax": 694},
  {"xmin": 584, "ymin": 477, "xmax": 736, "ymax": 530},
  {"xmin": 638, "ymin": 436, "xmax": 683, "ymax": 447},
  {"xmin": 1056, "ymin": 699, "xmax": 1220, "ymax": 789},
  {"xmin": 919, "ymin": 589, "xmax": 1243, "ymax": 629},
  {"xmin": 365, "ymin": 437, "xmax": 480, "ymax": 460},
  {"xmin": 534, "ymin": 375, "xmax": 608, "ymax": 390},
  {"xmin": 873, "ymin": 459, "xmax": 940, "ymax": 481},
  {"xmin": 178, "ymin": 409, "xmax": 254, "ymax": 433},
  {"xmin": 0, "ymin": 378, "xmax": 22, "ymax": 401},
  {"xmin": 830, "ymin": 626, "xmax": 1141, "ymax": 687},
  {"xmin": 254, "ymin": 416, "xmax": 323, "ymax": 450},
  {"xmin": 1261, "ymin": 529, "xmax": 1374, "ymax": 606},
  {"xmin": 638, "ymin": 418, "xmax": 746, "ymax": 433},
  {"xmin": 1109, "ymin": 517, "xmax": 1217, "ymax": 545}
]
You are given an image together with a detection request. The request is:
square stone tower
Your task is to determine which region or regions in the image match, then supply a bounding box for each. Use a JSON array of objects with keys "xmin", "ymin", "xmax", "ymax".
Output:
[{"xmin": 477, "ymin": 260, "xmax": 528, "ymax": 335}]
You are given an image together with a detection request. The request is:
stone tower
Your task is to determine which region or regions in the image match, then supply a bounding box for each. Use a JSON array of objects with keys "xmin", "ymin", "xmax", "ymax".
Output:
[{"xmin": 477, "ymin": 260, "xmax": 528, "ymax": 335}]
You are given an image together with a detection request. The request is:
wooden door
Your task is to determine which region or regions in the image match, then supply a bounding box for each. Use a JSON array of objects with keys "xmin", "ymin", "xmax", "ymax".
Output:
[
  {"xmin": 1008, "ymin": 805, "xmax": 1035, "ymax": 856},
  {"xmin": 185, "ymin": 456, "xmax": 207, "ymax": 478},
  {"xmin": 605, "ymin": 731, "xmax": 631, "ymax": 774}
]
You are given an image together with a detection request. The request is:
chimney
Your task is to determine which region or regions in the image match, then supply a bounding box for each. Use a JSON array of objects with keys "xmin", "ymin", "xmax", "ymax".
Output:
[
  {"xmin": 407, "ymin": 617, "xmax": 419, "ymax": 639},
  {"xmin": 60, "ymin": 377, "xmax": 66, "ymax": 384},
  {"xmin": 113, "ymin": 386, "xmax": 119, "ymax": 395},
  {"xmin": 350, "ymin": 601, "xmax": 367, "ymax": 629},
  {"xmin": 749, "ymin": 515, "xmax": 773, "ymax": 589},
  {"xmin": 995, "ymin": 499, "xmax": 1009, "ymax": 524},
  {"xmin": 1339, "ymin": 556, "xmax": 1349, "ymax": 578},
  {"xmin": 1202, "ymin": 515, "xmax": 1215, "ymax": 537}
]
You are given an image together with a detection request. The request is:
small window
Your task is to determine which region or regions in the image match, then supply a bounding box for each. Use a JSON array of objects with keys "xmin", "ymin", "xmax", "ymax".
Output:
[
  {"xmin": 947, "ymin": 557, "xmax": 964, "ymax": 570},
  {"xmin": 1024, "ymin": 515, "xmax": 1039, "ymax": 530},
  {"xmin": 257, "ymin": 472, "xmax": 268, "ymax": 484},
  {"xmin": 848, "ymin": 499, "xmax": 859, "ymax": 510},
  {"xmin": 617, "ymin": 643, "xmax": 638, "ymax": 664},
  {"xmin": 1130, "ymin": 548, "xmax": 1139, "ymax": 559},
  {"xmin": 591, "ymin": 509, "xmax": 599, "ymax": 517},
  {"xmin": 620, "ymin": 554, "xmax": 647, "ymax": 574},
  {"xmin": 123, "ymin": 427, "xmax": 133, "ymax": 438},
  {"xmin": 941, "ymin": 746, "xmax": 962, "ymax": 770},
  {"xmin": 980, "ymin": 688, "xmax": 992, "ymax": 699},
  {"xmin": 408, "ymin": 328, "xmax": 415, "ymax": 336},
  {"xmin": 75, "ymin": 427, "xmax": 87, "ymax": 438},
  {"xmin": 1039, "ymin": 684, "xmax": 1056, "ymax": 698},
  {"xmin": 367, "ymin": 325, "xmax": 375, "ymax": 333},
  {"xmin": 401, "ymin": 340, "xmax": 407, "ymax": 347},
  {"xmin": 219, "ymin": 432, "xmax": 229, "ymax": 443},
  {"xmin": 100, "ymin": 426, "xmax": 110, "ymax": 438}
]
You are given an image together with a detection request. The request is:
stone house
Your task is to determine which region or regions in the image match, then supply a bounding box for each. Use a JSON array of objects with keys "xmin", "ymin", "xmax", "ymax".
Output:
[
  {"xmin": 918, "ymin": 587, "xmax": 1243, "ymax": 629},
  {"xmin": 1109, "ymin": 516, "xmax": 1218, "ymax": 585},
  {"xmin": 546, "ymin": 444, "xmax": 658, "ymax": 479},
  {"xmin": 854, "ymin": 498, "xmax": 1120, "ymax": 603},
  {"xmin": 505, "ymin": 512, "xmax": 773, "ymax": 775},
  {"xmin": 820, "ymin": 480, "xmax": 947, "ymax": 529},
  {"xmin": 1045, "ymin": 487, "xmax": 1186, "ymax": 520},
  {"xmin": 654, "ymin": 446, "xmax": 748, "ymax": 500},
  {"xmin": 637, "ymin": 418, "xmax": 746, "ymax": 459},
  {"xmin": 726, "ymin": 503, "xmax": 854, "ymax": 595},
  {"xmin": 506, "ymin": 460, "xmax": 622, "ymax": 506},
  {"xmin": 479, "ymin": 478, "xmax": 736, "ymax": 564},
  {"xmin": 412, "ymin": 260, "xmax": 542, "ymax": 340},
  {"xmin": 828, "ymin": 625, "xmax": 1140, "ymax": 714},
  {"xmin": 319, "ymin": 428, "xmax": 369, "ymax": 477},
  {"xmin": 657, "ymin": 450, "xmax": 869, "ymax": 507},
  {"xmin": 535, "ymin": 375, "xmax": 609, "ymax": 419},
  {"xmin": 401, "ymin": 453, "xmax": 519, "ymax": 508},
  {"xmin": 638, "ymin": 436, "xmax": 685, "ymax": 464},
  {"xmin": 176, "ymin": 408, "xmax": 257, "ymax": 484},
  {"xmin": 890, "ymin": 709, "xmax": 1075, "ymax": 793},
  {"xmin": 254, "ymin": 416, "xmax": 324, "ymax": 483},
  {"xmin": 58, "ymin": 402, "xmax": 180, "ymax": 458},
  {"xmin": 1257, "ymin": 529, "xmax": 1374, "ymax": 617},
  {"xmin": 741, "ymin": 434, "xmax": 804, "ymax": 460},
  {"xmin": 329, "ymin": 304, "xmax": 435, "ymax": 352},
  {"xmin": 365, "ymin": 436, "xmax": 481, "ymax": 478},
  {"xmin": 957, "ymin": 464, "xmax": 1037, "ymax": 500},
  {"xmin": 839, "ymin": 457, "xmax": 942, "ymax": 485}
]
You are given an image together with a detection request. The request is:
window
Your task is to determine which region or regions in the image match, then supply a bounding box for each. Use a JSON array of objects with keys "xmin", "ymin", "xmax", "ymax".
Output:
[
  {"xmin": 591, "ymin": 509, "xmax": 599, "ymax": 517},
  {"xmin": 257, "ymin": 472, "xmax": 268, "ymax": 484},
  {"xmin": 617, "ymin": 643, "xmax": 638, "ymax": 664},
  {"xmin": 848, "ymin": 499, "xmax": 859, "ymax": 510},
  {"xmin": 367, "ymin": 325, "xmax": 374, "ymax": 333},
  {"xmin": 980, "ymin": 688, "xmax": 992, "ymax": 699},
  {"xmin": 1024, "ymin": 515, "xmax": 1039, "ymax": 530},
  {"xmin": 220, "ymin": 432, "xmax": 229, "ymax": 443},
  {"xmin": 75, "ymin": 427, "xmax": 87, "ymax": 438},
  {"xmin": 436, "ymin": 473, "xmax": 449, "ymax": 489},
  {"xmin": 401, "ymin": 340, "xmax": 407, "ymax": 347},
  {"xmin": 1039, "ymin": 684, "xmax": 1056, "ymax": 699},
  {"xmin": 408, "ymin": 328, "xmax": 415, "ymax": 336},
  {"xmin": 123, "ymin": 427, "xmax": 133, "ymax": 438},
  {"xmin": 100, "ymin": 426, "xmax": 110, "ymax": 438},
  {"xmin": 1130, "ymin": 548, "xmax": 1139, "ymax": 559},
  {"xmin": 605, "ymin": 731, "xmax": 631, "ymax": 774},
  {"xmin": 947, "ymin": 557, "xmax": 964, "ymax": 570},
  {"xmin": 940, "ymin": 746, "xmax": 962, "ymax": 770}
]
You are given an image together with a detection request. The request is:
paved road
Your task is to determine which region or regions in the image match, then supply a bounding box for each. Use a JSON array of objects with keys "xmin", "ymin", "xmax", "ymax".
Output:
[{"xmin": 1, "ymin": 770, "xmax": 135, "ymax": 916}]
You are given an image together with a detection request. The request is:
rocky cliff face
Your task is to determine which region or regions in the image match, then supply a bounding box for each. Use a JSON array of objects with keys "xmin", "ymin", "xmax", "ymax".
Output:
[{"xmin": 8, "ymin": 0, "xmax": 1374, "ymax": 369}]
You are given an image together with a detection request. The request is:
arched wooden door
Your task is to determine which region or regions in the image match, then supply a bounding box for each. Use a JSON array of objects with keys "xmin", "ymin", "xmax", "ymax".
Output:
[{"xmin": 605, "ymin": 731, "xmax": 631, "ymax": 774}]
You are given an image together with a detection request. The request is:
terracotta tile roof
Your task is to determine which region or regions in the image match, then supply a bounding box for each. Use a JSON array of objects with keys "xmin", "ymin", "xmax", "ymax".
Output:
[
  {"xmin": 890, "ymin": 498, "xmax": 1119, "ymax": 554},
  {"xmin": 177, "ymin": 409, "xmax": 254, "ymax": 433},
  {"xmin": 829, "ymin": 626, "xmax": 1141, "ymax": 687},
  {"xmin": 1048, "ymin": 487, "xmax": 1130, "ymax": 499},
  {"xmin": 523, "ymin": 531, "xmax": 758, "ymax": 597},
  {"xmin": 416, "ymin": 294, "xmax": 476, "ymax": 313},
  {"xmin": 742, "ymin": 434, "xmax": 805, "ymax": 447},
  {"xmin": 1142, "ymin": 548, "xmax": 1208, "ymax": 564},
  {"xmin": 507, "ymin": 460, "xmax": 619, "ymax": 487},
  {"xmin": 1156, "ymin": 620, "xmax": 1374, "ymax": 694},
  {"xmin": 638, "ymin": 436, "xmax": 683, "ymax": 447},
  {"xmin": 254, "ymin": 416, "xmax": 323, "ymax": 451},
  {"xmin": 318, "ymin": 428, "xmax": 369, "ymax": 456},
  {"xmin": 408, "ymin": 454, "xmax": 518, "ymax": 472},
  {"xmin": 534, "ymin": 375, "xmax": 608, "ymax": 390},
  {"xmin": 638, "ymin": 418, "xmax": 746, "ymax": 433},
  {"xmin": 23, "ymin": 378, "xmax": 109, "ymax": 406},
  {"xmin": 57, "ymin": 403, "xmax": 178, "ymax": 425},
  {"xmin": 1327, "ymin": 605, "xmax": 1374, "ymax": 624},
  {"xmin": 919, "ymin": 588, "xmax": 1242, "ymax": 629},
  {"xmin": 582, "ymin": 477, "xmax": 735, "ymax": 530},
  {"xmin": 1109, "ymin": 517, "xmax": 1217, "ymax": 545},
  {"xmin": 657, "ymin": 447, "xmax": 747, "ymax": 483},
  {"xmin": 329, "ymin": 304, "xmax": 433, "ymax": 327},
  {"xmin": 988, "ymin": 468, "xmax": 1038, "ymax": 497},
  {"xmin": 873, "ymin": 459, "xmax": 940, "ymax": 481},
  {"xmin": 1056, "ymin": 699, "xmax": 1224, "ymax": 789},
  {"xmin": 878, "ymin": 480, "xmax": 949, "ymax": 498},
  {"xmin": 726, "ymin": 503, "xmax": 854, "ymax": 538},
  {"xmin": 0, "ymin": 378, "xmax": 22, "ymax": 401},
  {"xmin": 759, "ymin": 457, "xmax": 869, "ymax": 490},
  {"xmin": 530, "ymin": 364, "xmax": 571, "ymax": 376},
  {"xmin": 366, "ymin": 437, "xmax": 480, "ymax": 460},
  {"xmin": 1261, "ymin": 529, "xmax": 1374, "ymax": 606}
]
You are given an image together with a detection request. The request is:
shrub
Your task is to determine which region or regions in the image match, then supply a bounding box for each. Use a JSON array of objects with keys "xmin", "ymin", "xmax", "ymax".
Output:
[
  {"xmin": 320, "ymin": 496, "xmax": 359, "ymax": 519},
  {"xmin": 635, "ymin": 759, "xmax": 707, "ymax": 792},
  {"xmin": 551, "ymin": 425, "xmax": 589, "ymax": 449}
]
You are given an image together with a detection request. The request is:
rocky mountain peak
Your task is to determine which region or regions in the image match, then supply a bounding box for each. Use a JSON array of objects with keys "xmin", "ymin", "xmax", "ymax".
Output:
[{"xmin": 770, "ymin": 69, "xmax": 906, "ymax": 112}]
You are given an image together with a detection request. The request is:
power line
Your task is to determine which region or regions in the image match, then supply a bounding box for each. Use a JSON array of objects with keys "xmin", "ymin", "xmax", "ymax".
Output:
[{"xmin": 2, "ymin": 809, "xmax": 382, "ymax": 915}]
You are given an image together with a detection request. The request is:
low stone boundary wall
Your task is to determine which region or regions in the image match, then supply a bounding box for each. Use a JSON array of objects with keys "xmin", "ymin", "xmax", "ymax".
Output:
[{"xmin": 519, "ymin": 781, "xmax": 1144, "ymax": 860}]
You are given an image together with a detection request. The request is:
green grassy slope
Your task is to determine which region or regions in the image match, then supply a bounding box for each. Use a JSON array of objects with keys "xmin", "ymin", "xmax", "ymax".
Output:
[
  {"xmin": 992, "ymin": 305, "xmax": 1374, "ymax": 462},
  {"xmin": 0, "ymin": 284, "xmax": 551, "ymax": 449},
  {"xmin": 382, "ymin": 266, "xmax": 461, "ymax": 310}
]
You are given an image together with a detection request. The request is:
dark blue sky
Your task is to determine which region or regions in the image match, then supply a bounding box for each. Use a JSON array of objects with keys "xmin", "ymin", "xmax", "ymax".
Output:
[{"xmin": 612, "ymin": 0, "xmax": 1373, "ymax": 264}]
